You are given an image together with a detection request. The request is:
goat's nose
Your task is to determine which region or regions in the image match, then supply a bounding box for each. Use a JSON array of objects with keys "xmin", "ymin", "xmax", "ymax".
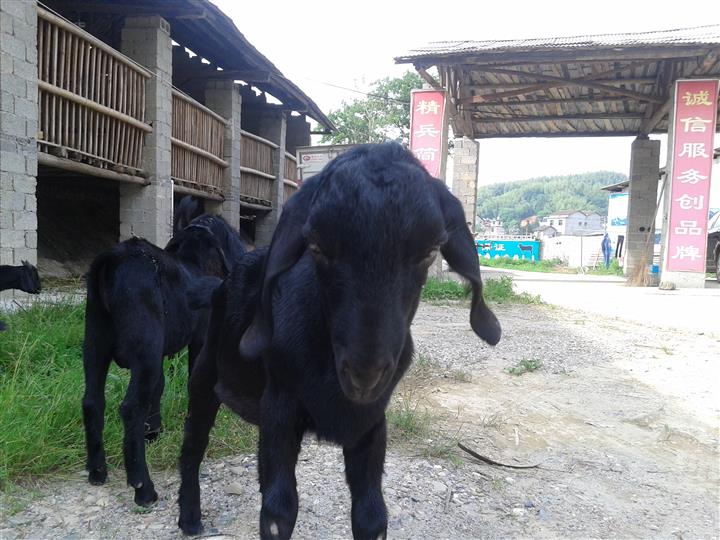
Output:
[{"xmin": 346, "ymin": 366, "xmax": 384, "ymax": 391}]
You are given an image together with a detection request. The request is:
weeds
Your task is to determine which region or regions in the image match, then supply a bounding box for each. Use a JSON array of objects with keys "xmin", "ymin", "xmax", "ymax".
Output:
[
  {"xmin": 422, "ymin": 275, "xmax": 541, "ymax": 305},
  {"xmin": 479, "ymin": 257, "xmax": 565, "ymax": 273},
  {"xmin": 0, "ymin": 301, "xmax": 256, "ymax": 488},
  {"xmin": 507, "ymin": 358, "xmax": 543, "ymax": 376}
]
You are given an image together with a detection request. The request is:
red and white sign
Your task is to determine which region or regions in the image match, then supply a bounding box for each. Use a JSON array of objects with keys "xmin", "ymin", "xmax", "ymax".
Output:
[
  {"xmin": 409, "ymin": 90, "xmax": 446, "ymax": 178},
  {"xmin": 666, "ymin": 79, "xmax": 719, "ymax": 272}
]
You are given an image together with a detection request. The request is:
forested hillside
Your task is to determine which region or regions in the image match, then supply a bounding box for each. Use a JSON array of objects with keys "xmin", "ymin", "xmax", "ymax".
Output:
[{"xmin": 476, "ymin": 171, "xmax": 627, "ymax": 232}]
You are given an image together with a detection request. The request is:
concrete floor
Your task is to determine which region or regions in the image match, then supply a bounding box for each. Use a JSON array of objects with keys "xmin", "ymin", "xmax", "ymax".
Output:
[{"xmin": 481, "ymin": 266, "xmax": 720, "ymax": 337}]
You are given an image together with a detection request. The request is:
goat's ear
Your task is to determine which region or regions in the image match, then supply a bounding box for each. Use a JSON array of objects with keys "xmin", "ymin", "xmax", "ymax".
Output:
[
  {"xmin": 431, "ymin": 180, "xmax": 501, "ymax": 346},
  {"xmin": 174, "ymin": 196, "xmax": 201, "ymax": 234},
  {"xmin": 239, "ymin": 178, "xmax": 321, "ymax": 359}
]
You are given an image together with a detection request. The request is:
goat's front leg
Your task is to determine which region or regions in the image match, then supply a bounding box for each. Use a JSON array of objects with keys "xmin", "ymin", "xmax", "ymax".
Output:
[
  {"xmin": 82, "ymin": 343, "xmax": 112, "ymax": 485},
  {"xmin": 178, "ymin": 349, "xmax": 221, "ymax": 536},
  {"xmin": 120, "ymin": 359, "xmax": 162, "ymax": 506},
  {"xmin": 258, "ymin": 382, "xmax": 304, "ymax": 540},
  {"xmin": 344, "ymin": 418, "xmax": 388, "ymax": 540},
  {"xmin": 144, "ymin": 370, "xmax": 165, "ymax": 442}
]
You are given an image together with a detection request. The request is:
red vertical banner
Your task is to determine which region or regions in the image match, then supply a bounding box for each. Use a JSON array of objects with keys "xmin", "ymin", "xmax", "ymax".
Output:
[
  {"xmin": 666, "ymin": 79, "xmax": 719, "ymax": 272},
  {"xmin": 409, "ymin": 90, "xmax": 447, "ymax": 178}
]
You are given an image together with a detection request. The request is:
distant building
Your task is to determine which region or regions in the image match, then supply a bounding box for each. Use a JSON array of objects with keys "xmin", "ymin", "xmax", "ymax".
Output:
[
  {"xmin": 535, "ymin": 225, "xmax": 558, "ymax": 239},
  {"xmin": 478, "ymin": 217, "xmax": 506, "ymax": 236},
  {"xmin": 539, "ymin": 211, "xmax": 603, "ymax": 236}
]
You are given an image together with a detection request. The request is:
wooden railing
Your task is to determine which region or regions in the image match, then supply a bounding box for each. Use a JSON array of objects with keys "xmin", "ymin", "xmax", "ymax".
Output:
[
  {"xmin": 283, "ymin": 152, "xmax": 298, "ymax": 202},
  {"xmin": 36, "ymin": 8, "xmax": 151, "ymax": 176},
  {"xmin": 240, "ymin": 130, "xmax": 276, "ymax": 208},
  {"xmin": 171, "ymin": 89, "xmax": 228, "ymax": 199}
]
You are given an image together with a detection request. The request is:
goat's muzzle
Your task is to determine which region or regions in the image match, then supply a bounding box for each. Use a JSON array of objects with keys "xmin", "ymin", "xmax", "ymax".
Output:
[{"xmin": 337, "ymin": 354, "xmax": 394, "ymax": 404}]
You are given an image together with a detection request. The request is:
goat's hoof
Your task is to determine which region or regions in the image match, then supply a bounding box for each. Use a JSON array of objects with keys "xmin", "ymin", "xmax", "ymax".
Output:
[
  {"xmin": 179, "ymin": 518, "xmax": 203, "ymax": 536},
  {"xmin": 88, "ymin": 467, "xmax": 107, "ymax": 485},
  {"xmin": 134, "ymin": 486, "xmax": 158, "ymax": 507}
]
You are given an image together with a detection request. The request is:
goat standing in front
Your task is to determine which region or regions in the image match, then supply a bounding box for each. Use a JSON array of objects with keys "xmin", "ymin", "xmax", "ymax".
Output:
[
  {"xmin": 82, "ymin": 214, "xmax": 244, "ymax": 506},
  {"xmin": 0, "ymin": 261, "xmax": 41, "ymax": 330},
  {"xmin": 177, "ymin": 143, "xmax": 501, "ymax": 539}
]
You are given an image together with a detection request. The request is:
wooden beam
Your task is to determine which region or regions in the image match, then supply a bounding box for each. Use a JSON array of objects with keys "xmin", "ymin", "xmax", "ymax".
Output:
[
  {"xmin": 473, "ymin": 130, "xmax": 645, "ymax": 139},
  {"xmin": 470, "ymin": 95, "xmax": 632, "ymax": 106},
  {"xmin": 416, "ymin": 67, "xmax": 443, "ymax": 90},
  {"xmin": 639, "ymin": 50, "xmax": 720, "ymax": 134},
  {"xmin": 38, "ymin": 152, "xmax": 150, "ymax": 185},
  {"xmin": 472, "ymin": 113, "xmax": 644, "ymax": 123},
  {"xmin": 463, "ymin": 66, "xmax": 663, "ymax": 104},
  {"xmin": 468, "ymin": 77, "xmax": 656, "ymax": 89},
  {"xmin": 54, "ymin": 2, "xmax": 207, "ymax": 17}
]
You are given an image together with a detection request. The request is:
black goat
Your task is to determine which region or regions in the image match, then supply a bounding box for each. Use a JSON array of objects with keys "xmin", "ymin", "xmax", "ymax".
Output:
[
  {"xmin": 0, "ymin": 261, "xmax": 41, "ymax": 330},
  {"xmin": 177, "ymin": 143, "xmax": 501, "ymax": 539},
  {"xmin": 82, "ymin": 214, "xmax": 245, "ymax": 507}
]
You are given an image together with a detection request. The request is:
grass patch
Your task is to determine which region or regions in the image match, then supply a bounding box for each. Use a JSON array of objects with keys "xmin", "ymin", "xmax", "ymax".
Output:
[
  {"xmin": 421, "ymin": 278, "xmax": 470, "ymax": 301},
  {"xmin": 507, "ymin": 358, "xmax": 543, "ymax": 376},
  {"xmin": 0, "ymin": 301, "xmax": 256, "ymax": 490},
  {"xmin": 386, "ymin": 392, "xmax": 429, "ymax": 441},
  {"xmin": 585, "ymin": 259, "xmax": 624, "ymax": 276},
  {"xmin": 482, "ymin": 275, "xmax": 541, "ymax": 304},
  {"xmin": 479, "ymin": 257, "xmax": 565, "ymax": 273},
  {"xmin": 423, "ymin": 275, "xmax": 541, "ymax": 305}
]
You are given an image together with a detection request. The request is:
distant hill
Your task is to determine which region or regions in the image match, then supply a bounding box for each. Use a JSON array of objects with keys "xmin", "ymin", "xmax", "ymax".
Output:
[{"xmin": 476, "ymin": 171, "xmax": 627, "ymax": 233}]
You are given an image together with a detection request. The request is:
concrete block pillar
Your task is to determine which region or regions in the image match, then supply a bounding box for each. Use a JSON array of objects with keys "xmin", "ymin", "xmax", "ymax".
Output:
[
  {"xmin": 624, "ymin": 138, "xmax": 661, "ymax": 278},
  {"xmin": 0, "ymin": 0, "xmax": 38, "ymax": 271},
  {"xmin": 204, "ymin": 80, "xmax": 241, "ymax": 230},
  {"xmin": 119, "ymin": 16, "xmax": 173, "ymax": 246},
  {"xmin": 255, "ymin": 110, "xmax": 287, "ymax": 246},
  {"xmin": 452, "ymin": 137, "xmax": 479, "ymax": 232}
]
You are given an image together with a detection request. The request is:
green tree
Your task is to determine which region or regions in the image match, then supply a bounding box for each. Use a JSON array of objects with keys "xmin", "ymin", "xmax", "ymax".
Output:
[{"xmin": 320, "ymin": 71, "xmax": 424, "ymax": 145}]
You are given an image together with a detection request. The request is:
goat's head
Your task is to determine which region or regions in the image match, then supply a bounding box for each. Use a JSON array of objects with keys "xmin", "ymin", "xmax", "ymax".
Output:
[
  {"xmin": 243, "ymin": 143, "xmax": 501, "ymax": 404},
  {"xmin": 19, "ymin": 261, "xmax": 41, "ymax": 294},
  {"xmin": 165, "ymin": 224, "xmax": 230, "ymax": 278}
]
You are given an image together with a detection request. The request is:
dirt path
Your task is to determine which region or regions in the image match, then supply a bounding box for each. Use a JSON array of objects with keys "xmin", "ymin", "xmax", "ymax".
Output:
[{"xmin": 2, "ymin": 303, "xmax": 718, "ymax": 539}]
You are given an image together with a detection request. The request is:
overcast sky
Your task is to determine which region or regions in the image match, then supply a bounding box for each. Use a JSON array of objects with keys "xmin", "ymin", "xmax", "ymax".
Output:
[{"xmin": 210, "ymin": 0, "xmax": 718, "ymax": 190}]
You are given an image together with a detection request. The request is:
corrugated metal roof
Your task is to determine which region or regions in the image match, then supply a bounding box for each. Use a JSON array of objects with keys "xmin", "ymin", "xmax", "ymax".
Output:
[{"xmin": 397, "ymin": 24, "xmax": 720, "ymax": 61}]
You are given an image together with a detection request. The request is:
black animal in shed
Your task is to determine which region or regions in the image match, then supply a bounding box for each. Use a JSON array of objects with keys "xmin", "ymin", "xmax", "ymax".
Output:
[
  {"xmin": 81, "ymin": 213, "xmax": 245, "ymax": 507},
  {"xmin": 177, "ymin": 143, "xmax": 501, "ymax": 539},
  {"xmin": 0, "ymin": 261, "xmax": 41, "ymax": 330}
]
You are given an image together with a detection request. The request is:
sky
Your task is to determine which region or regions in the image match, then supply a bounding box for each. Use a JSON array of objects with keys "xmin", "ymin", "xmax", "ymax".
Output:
[{"xmin": 210, "ymin": 0, "xmax": 718, "ymax": 190}]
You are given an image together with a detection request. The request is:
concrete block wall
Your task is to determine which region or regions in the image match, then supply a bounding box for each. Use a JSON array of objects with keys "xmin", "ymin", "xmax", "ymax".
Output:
[
  {"xmin": 204, "ymin": 80, "xmax": 241, "ymax": 230},
  {"xmin": 119, "ymin": 16, "xmax": 173, "ymax": 246},
  {"xmin": 625, "ymin": 138, "xmax": 660, "ymax": 277},
  {"xmin": 0, "ymin": 0, "xmax": 38, "ymax": 270},
  {"xmin": 255, "ymin": 110, "xmax": 287, "ymax": 246},
  {"xmin": 452, "ymin": 137, "xmax": 479, "ymax": 231}
]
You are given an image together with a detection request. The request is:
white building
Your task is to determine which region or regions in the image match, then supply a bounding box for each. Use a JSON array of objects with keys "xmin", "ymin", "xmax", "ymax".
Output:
[{"xmin": 539, "ymin": 211, "xmax": 603, "ymax": 236}]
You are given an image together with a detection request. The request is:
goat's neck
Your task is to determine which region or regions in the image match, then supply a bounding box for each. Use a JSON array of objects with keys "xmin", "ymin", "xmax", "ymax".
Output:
[{"xmin": 0, "ymin": 265, "xmax": 23, "ymax": 291}]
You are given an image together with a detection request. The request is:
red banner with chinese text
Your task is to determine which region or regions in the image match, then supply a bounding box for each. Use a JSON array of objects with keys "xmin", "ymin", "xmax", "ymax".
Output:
[
  {"xmin": 666, "ymin": 79, "xmax": 719, "ymax": 272},
  {"xmin": 409, "ymin": 90, "xmax": 446, "ymax": 178}
]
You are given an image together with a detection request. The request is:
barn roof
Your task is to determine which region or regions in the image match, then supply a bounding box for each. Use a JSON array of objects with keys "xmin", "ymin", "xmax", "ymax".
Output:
[
  {"xmin": 44, "ymin": 0, "xmax": 334, "ymax": 131},
  {"xmin": 395, "ymin": 25, "xmax": 720, "ymax": 139}
]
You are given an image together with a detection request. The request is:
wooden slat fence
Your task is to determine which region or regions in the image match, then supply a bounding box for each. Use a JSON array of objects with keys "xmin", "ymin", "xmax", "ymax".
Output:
[
  {"xmin": 283, "ymin": 152, "xmax": 298, "ymax": 202},
  {"xmin": 171, "ymin": 89, "xmax": 228, "ymax": 197},
  {"xmin": 37, "ymin": 8, "xmax": 151, "ymax": 174},
  {"xmin": 240, "ymin": 130, "xmax": 276, "ymax": 207}
]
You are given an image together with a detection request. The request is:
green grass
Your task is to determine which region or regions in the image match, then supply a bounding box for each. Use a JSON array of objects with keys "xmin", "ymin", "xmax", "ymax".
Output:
[
  {"xmin": 507, "ymin": 358, "xmax": 543, "ymax": 376},
  {"xmin": 422, "ymin": 275, "xmax": 541, "ymax": 305},
  {"xmin": 0, "ymin": 301, "xmax": 256, "ymax": 490},
  {"xmin": 479, "ymin": 257, "xmax": 565, "ymax": 272},
  {"xmin": 585, "ymin": 259, "xmax": 624, "ymax": 276}
]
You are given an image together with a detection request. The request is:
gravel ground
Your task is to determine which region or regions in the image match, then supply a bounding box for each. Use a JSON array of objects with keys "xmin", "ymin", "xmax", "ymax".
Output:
[{"xmin": 2, "ymin": 301, "xmax": 718, "ymax": 539}]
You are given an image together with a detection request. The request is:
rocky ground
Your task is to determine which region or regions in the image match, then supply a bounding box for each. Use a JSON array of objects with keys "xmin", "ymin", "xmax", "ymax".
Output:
[{"xmin": 1, "ymin": 302, "xmax": 718, "ymax": 539}]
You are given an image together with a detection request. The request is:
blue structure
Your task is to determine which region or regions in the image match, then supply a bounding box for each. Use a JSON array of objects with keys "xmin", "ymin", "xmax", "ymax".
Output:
[{"xmin": 476, "ymin": 239, "xmax": 541, "ymax": 261}]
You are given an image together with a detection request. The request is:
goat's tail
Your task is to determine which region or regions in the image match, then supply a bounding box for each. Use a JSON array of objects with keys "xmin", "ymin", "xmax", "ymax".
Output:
[{"xmin": 85, "ymin": 251, "xmax": 117, "ymax": 316}]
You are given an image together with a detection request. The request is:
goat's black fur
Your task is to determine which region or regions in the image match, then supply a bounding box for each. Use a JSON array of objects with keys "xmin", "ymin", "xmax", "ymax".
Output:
[
  {"xmin": 82, "ymin": 214, "xmax": 245, "ymax": 507},
  {"xmin": 0, "ymin": 261, "xmax": 41, "ymax": 330},
  {"xmin": 177, "ymin": 143, "xmax": 501, "ymax": 539}
]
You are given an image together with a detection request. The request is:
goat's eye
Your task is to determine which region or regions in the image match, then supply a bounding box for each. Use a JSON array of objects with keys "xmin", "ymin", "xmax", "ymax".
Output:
[
  {"xmin": 309, "ymin": 243, "xmax": 323, "ymax": 256},
  {"xmin": 308, "ymin": 243, "xmax": 329, "ymax": 265}
]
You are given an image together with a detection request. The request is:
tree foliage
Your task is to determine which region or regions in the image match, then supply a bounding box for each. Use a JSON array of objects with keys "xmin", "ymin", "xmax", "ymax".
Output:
[
  {"xmin": 476, "ymin": 171, "xmax": 627, "ymax": 233},
  {"xmin": 320, "ymin": 72, "xmax": 424, "ymax": 145}
]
